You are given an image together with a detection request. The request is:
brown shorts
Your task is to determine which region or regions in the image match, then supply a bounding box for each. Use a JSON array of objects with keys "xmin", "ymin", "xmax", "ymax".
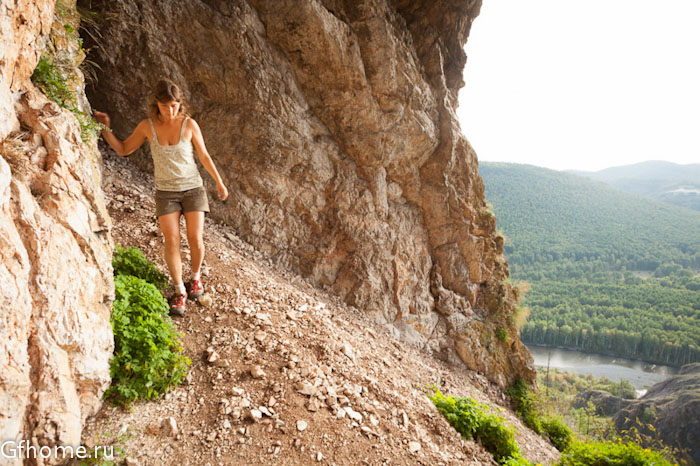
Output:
[{"xmin": 155, "ymin": 186, "xmax": 210, "ymax": 217}]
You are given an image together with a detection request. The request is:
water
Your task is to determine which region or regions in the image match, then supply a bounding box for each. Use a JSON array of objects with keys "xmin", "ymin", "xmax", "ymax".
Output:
[{"xmin": 527, "ymin": 344, "xmax": 679, "ymax": 390}]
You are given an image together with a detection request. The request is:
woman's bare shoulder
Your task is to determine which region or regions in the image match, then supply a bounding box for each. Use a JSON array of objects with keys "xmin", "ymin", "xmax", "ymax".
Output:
[{"xmin": 186, "ymin": 116, "xmax": 202, "ymax": 133}]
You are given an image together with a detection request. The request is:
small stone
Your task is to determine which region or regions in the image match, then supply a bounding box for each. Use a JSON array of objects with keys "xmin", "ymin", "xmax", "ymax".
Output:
[
  {"xmin": 296, "ymin": 420, "xmax": 308, "ymax": 432},
  {"xmin": 207, "ymin": 351, "xmax": 219, "ymax": 363},
  {"xmin": 161, "ymin": 417, "xmax": 178, "ymax": 437},
  {"xmin": 124, "ymin": 457, "xmax": 139, "ymax": 466},
  {"xmin": 259, "ymin": 406, "xmax": 272, "ymax": 417},
  {"xmin": 408, "ymin": 442, "xmax": 421, "ymax": 454},
  {"xmin": 345, "ymin": 407, "xmax": 363, "ymax": 423},
  {"xmin": 297, "ymin": 381, "xmax": 315, "ymax": 396},
  {"xmin": 198, "ymin": 294, "xmax": 213, "ymax": 307},
  {"xmin": 316, "ymin": 451, "xmax": 323, "ymax": 461},
  {"xmin": 230, "ymin": 387, "xmax": 245, "ymax": 396},
  {"xmin": 369, "ymin": 415, "xmax": 379, "ymax": 426},
  {"xmin": 341, "ymin": 343, "xmax": 354, "ymax": 359},
  {"xmin": 249, "ymin": 409, "xmax": 263, "ymax": 421},
  {"xmin": 250, "ymin": 365, "xmax": 266, "ymax": 379},
  {"xmin": 306, "ymin": 398, "xmax": 321, "ymax": 412}
]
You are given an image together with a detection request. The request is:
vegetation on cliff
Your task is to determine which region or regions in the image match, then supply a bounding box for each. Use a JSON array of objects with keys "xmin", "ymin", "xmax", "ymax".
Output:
[
  {"xmin": 429, "ymin": 389, "xmax": 528, "ymax": 465},
  {"xmin": 30, "ymin": 0, "xmax": 102, "ymax": 142},
  {"xmin": 431, "ymin": 379, "xmax": 681, "ymax": 466},
  {"xmin": 480, "ymin": 162, "xmax": 700, "ymax": 365}
]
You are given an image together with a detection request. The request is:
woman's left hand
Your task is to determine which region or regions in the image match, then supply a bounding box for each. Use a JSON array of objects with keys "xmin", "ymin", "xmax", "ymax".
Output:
[{"xmin": 217, "ymin": 182, "xmax": 228, "ymax": 201}]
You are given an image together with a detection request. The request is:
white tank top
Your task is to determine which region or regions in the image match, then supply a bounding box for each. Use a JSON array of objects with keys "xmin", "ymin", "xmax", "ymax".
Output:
[{"xmin": 148, "ymin": 117, "xmax": 203, "ymax": 191}]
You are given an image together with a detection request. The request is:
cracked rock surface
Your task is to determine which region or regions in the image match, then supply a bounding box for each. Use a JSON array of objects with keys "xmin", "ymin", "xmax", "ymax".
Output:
[
  {"xmin": 0, "ymin": 0, "xmax": 113, "ymax": 461},
  {"xmin": 86, "ymin": 0, "xmax": 535, "ymax": 389}
]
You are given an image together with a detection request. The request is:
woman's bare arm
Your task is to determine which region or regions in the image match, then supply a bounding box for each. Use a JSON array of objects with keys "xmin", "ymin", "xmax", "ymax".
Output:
[
  {"xmin": 189, "ymin": 118, "xmax": 228, "ymax": 201},
  {"xmin": 94, "ymin": 111, "xmax": 148, "ymax": 156}
]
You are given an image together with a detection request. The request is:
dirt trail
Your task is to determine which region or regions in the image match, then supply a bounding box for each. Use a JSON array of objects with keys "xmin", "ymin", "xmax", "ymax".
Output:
[{"xmin": 78, "ymin": 151, "xmax": 559, "ymax": 466}]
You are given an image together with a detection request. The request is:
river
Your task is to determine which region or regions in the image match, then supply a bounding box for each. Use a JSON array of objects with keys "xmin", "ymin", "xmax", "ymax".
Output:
[{"xmin": 526, "ymin": 344, "xmax": 679, "ymax": 390}]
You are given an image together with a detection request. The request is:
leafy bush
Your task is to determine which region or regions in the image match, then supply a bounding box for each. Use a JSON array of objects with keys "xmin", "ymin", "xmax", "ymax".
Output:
[
  {"xmin": 496, "ymin": 327, "xmax": 510, "ymax": 342},
  {"xmin": 557, "ymin": 439, "xmax": 674, "ymax": 466},
  {"xmin": 31, "ymin": 54, "xmax": 102, "ymax": 142},
  {"xmin": 507, "ymin": 378, "xmax": 543, "ymax": 434},
  {"xmin": 112, "ymin": 244, "xmax": 167, "ymax": 291},
  {"xmin": 541, "ymin": 416, "xmax": 573, "ymax": 451},
  {"xmin": 503, "ymin": 456, "xmax": 534, "ymax": 466},
  {"xmin": 106, "ymin": 274, "xmax": 189, "ymax": 406},
  {"xmin": 429, "ymin": 390, "xmax": 528, "ymax": 465}
]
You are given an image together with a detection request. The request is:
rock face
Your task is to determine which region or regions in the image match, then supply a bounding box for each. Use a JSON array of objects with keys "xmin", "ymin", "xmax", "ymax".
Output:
[
  {"xmin": 85, "ymin": 0, "xmax": 534, "ymax": 387},
  {"xmin": 573, "ymin": 389, "xmax": 633, "ymax": 417},
  {"xmin": 0, "ymin": 0, "xmax": 114, "ymax": 461},
  {"xmin": 613, "ymin": 363, "xmax": 700, "ymax": 464}
]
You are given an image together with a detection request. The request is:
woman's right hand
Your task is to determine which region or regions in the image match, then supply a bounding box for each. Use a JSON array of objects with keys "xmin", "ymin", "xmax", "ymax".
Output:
[{"xmin": 94, "ymin": 110, "xmax": 110, "ymax": 129}]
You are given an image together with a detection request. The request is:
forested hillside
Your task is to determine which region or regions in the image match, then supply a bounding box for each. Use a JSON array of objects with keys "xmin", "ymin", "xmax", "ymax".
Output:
[
  {"xmin": 571, "ymin": 160, "xmax": 700, "ymax": 212},
  {"xmin": 480, "ymin": 162, "xmax": 700, "ymax": 366}
]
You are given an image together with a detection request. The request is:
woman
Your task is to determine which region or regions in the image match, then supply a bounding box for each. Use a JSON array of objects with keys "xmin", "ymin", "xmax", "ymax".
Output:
[{"xmin": 95, "ymin": 79, "xmax": 228, "ymax": 316}]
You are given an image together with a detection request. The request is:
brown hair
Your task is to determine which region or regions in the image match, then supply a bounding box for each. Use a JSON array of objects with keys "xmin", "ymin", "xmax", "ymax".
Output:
[{"xmin": 148, "ymin": 79, "xmax": 188, "ymax": 120}]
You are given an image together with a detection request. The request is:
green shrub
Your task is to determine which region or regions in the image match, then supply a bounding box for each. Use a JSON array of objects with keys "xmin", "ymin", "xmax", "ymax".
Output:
[
  {"xmin": 429, "ymin": 390, "xmax": 527, "ymax": 465},
  {"xmin": 507, "ymin": 378, "xmax": 543, "ymax": 434},
  {"xmin": 542, "ymin": 416, "xmax": 573, "ymax": 451},
  {"xmin": 557, "ymin": 439, "xmax": 675, "ymax": 466},
  {"xmin": 112, "ymin": 244, "xmax": 167, "ymax": 291},
  {"xmin": 105, "ymin": 274, "xmax": 190, "ymax": 406},
  {"xmin": 503, "ymin": 456, "xmax": 534, "ymax": 466},
  {"xmin": 31, "ymin": 54, "xmax": 102, "ymax": 142},
  {"xmin": 496, "ymin": 327, "xmax": 510, "ymax": 342}
]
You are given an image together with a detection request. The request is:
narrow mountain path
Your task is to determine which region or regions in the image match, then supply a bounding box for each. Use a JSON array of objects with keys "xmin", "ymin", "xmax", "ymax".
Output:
[{"xmin": 78, "ymin": 150, "xmax": 560, "ymax": 466}]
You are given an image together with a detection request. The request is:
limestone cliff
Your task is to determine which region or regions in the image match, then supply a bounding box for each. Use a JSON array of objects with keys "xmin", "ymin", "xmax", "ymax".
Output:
[
  {"xmin": 84, "ymin": 0, "xmax": 535, "ymax": 388},
  {"xmin": 0, "ymin": 0, "xmax": 113, "ymax": 461}
]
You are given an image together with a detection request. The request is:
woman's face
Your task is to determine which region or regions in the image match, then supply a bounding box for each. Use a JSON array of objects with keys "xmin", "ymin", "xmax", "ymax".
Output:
[{"xmin": 157, "ymin": 100, "xmax": 180, "ymax": 121}]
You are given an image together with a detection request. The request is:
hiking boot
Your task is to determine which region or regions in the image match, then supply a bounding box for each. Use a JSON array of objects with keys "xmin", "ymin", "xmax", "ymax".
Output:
[
  {"xmin": 187, "ymin": 278, "xmax": 204, "ymax": 299},
  {"xmin": 169, "ymin": 292, "xmax": 187, "ymax": 316}
]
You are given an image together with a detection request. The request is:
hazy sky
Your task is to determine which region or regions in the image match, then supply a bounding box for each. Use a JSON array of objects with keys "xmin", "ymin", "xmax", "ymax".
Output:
[{"xmin": 457, "ymin": 0, "xmax": 700, "ymax": 172}]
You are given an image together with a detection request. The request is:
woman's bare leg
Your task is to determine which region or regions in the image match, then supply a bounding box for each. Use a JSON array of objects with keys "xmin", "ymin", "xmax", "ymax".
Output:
[
  {"xmin": 158, "ymin": 210, "xmax": 183, "ymax": 290},
  {"xmin": 184, "ymin": 210, "xmax": 205, "ymax": 278}
]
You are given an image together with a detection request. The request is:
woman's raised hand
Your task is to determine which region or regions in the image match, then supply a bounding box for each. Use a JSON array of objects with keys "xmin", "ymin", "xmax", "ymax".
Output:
[{"xmin": 93, "ymin": 110, "xmax": 110, "ymax": 128}]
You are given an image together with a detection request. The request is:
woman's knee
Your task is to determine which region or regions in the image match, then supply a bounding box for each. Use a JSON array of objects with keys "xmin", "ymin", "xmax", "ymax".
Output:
[
  {"xmin": 163, "ymin": 232, "xmax": 180, "ymax": 247},
  {"xmin": 187, "ymin": 232, "xmax": 204, "ymax": 249}
]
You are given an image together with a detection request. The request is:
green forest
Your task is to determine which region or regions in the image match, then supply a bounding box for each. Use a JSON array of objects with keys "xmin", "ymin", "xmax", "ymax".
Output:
[{"xmin": 480, "ymin": 162, "xmax": 700, "ymax": 366}]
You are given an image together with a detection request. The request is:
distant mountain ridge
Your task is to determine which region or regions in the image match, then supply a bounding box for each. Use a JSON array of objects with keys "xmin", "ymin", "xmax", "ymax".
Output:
[
  {"xmin": 480, "ymin": 162, "xmax": 700, "ymax": 271},
  {"xmin": 569, "ymin": 160, "xmax": 700, "ymax": 211}
]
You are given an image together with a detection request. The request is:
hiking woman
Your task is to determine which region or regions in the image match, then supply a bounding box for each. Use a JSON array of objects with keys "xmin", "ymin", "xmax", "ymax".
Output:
[{"xmin": 95, "ymin": 78, "xmax": 228, "ymax": 316}]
